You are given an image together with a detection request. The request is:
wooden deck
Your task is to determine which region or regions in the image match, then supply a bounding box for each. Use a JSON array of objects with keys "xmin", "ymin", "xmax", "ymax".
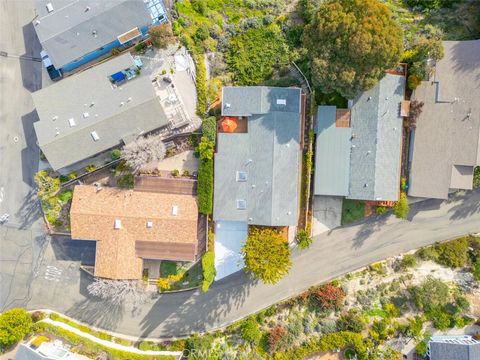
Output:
[
  {"xmin": 336, "ymin": 109, "xmax": 351, "ymax": 128},
  {"xmin": 134, "ymin": 176, "xmax": 197, "ymax": 195}
]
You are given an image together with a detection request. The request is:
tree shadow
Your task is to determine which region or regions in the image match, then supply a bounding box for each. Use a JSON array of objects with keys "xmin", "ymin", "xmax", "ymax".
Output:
[
  {"xmin": 20, "ymin": 110, "xmax": 40, "ymax": 187},
  {"xmin": 350, "ymin": 213, "xmax": 390, "ymax": 250},
  {"xmin": 138, "ymin": 271, "xmax": 255, "ymax": 338},
  {"xmin": 14, "ymin": 188, "xmax": 42, "ymax": 230},
  {"xmin": 65, "ymin": 271, "xmax": 125, "ymax": 330},
  {"xmin": 448, "ymin": 189, "xmax": 480, "ymax": 221}
]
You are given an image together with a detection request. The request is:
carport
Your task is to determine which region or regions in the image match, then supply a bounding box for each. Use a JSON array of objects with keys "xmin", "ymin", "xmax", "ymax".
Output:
[{"xmin": 214, "ymin": 221, "xmax": 247, "ymax": 280}]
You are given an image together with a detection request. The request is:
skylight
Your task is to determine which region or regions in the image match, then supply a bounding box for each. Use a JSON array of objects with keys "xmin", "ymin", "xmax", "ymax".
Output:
[
  {"xmin": 114, "ymin": 219, "xmax": 121, "ymax": 229},
  {"xmin": 236, "ymin": 171, "xmax": 247, "ymax": 182},
  {"xmin": 68, "ymin": 118, "xmax": 76, "ymax": 127},
  {"xmin": 90, "ymin": 131, "xmax": 100, "ymax": 141},
  {"xmin": 236, "ymin": 199, "xmax": 246, "ymax": 210},
  {"xmin": 276, "ymin": 99, "xmax": 286, "ymax": 105}
]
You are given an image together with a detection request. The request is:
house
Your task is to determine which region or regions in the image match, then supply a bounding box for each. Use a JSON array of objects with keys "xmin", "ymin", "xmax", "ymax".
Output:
[
  {"xmin": 14, "ymin": 339, "xmax": 77, "ymax": 360},
  {"xmin": 70, "ymin": 185, "xmax": 201, "ymax": 280},
  {"xmin": 32, "ymin": 53, "xmax": 168, "ymax": 172},
  {"xmin": 213, "ymin": 86, "xmax": 303, "ymax": 279},
  {"xmin": 427, "ymin": 335, "xmax": 480, "ymax": 360},
  {"xmin": 314, "ymin": 71, "xmax": 406, "ymax": 202},
  {"xmin": 33, "ymin": 0, "xmax": 167, "ymax": 74},
  {"xmin": 408, "ymin": 40, "xmax": 480, "ymax": 199}
]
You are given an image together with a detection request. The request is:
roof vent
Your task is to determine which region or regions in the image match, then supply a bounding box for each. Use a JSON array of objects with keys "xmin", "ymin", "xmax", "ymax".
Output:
[
  {"xmin": 83, "ymin": 112, "xmax": 89, "ymax": 118},
  {"xmin": 91, "ymin": 131, "xmax": 100, "ymax": 141},
  {"xmin": 114, "ymin": 219, "xmax": 121, "ymax": 229},
  {"xmin": 236, "ymin": 199, "xmax": 246, "ymax": 210},
  {"xmin": 68, "ymin": 118, "xmax": 76, "ymax": 127},
  {"xmin": 146, "ymin": 221, "xmax": 153, "ymax": 228},
  {"xmin": 276, "ymin": 99, "xmax": 287, "ymax": 106},
  {"xmin": 127, "ymin": 97, "xmax": 132, "ymax": 102},
  {"xmin": 171, "ymin": 205, "xmax": 178, "ymax": 216},
  {"xmin": 248, "ymin": 217, "xmax": 253, "ymax": 222},
  {"xmin": 52, "ymin": 115, "xmax": 58, "ymax": 121},
  {"xmin": 55, "ymin": 127, "xmax": 60, "ymax": 136},
  {"xmin": 46, "ymin": 2, "xmax": 54, "ymax": 13},
  {"xmin": 92, "ymin": 30, "xmax": 97, "ymax": 37},
  {"xmin": 120, "ymin": 101, "xmax": 125, "ymax": 106},
  {"xmin": 225, "ymin": 103, "xmax": 231, "ymax": 108},
  {"xmin": 34, "ymin": 20, "xmax": 40, "ymax": 25},
  {"xmin": 85, "ymin": 6, "xmax": 91, "ymax": 12},
  {"xmin": 364, "ymin": 183, "xmax": 369, "ymax": 187},
  {"xmin": 367, "ymin": 96, "xmax": 372, "ymax": 101},
  {"xmin": 287, "ymin": 211, "xmax": 292, "ymax": 215},
  {"xmin": 90, "ymin": 101, "xmax": 95, "ymax": 107}
]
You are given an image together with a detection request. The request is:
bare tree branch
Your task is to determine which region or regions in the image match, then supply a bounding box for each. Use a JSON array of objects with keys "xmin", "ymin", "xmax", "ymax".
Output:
[{"xmin": 122, "ymin": 135, "xmax": 166, "ymax": 173}]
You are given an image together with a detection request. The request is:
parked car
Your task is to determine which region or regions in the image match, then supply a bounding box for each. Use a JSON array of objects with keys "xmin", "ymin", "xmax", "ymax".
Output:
[{"xmin": 40, "ymin": 50, "xmax": 63, "ymax": 81}]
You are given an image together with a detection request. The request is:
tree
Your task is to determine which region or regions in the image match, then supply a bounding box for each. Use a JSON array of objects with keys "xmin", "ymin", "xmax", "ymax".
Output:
[
  {"xmin": 407, "ymin": 100, "xmax": 424, "ymax": 130},
  {"xmin": 240, "ymin": 317, "xmax": 262, "ymax": 345},
  {"xmin": 436, "ymin": 237, "xmax": 468, "ymax": 268},
  {"xmin": 87, "ymin": 279, "xmax": 148, "ymax": 309},
  {"xmin": 313, "ymin": 283, "xmax": 346, "ymax": 311},
  {"xmin": 303, "ymin": 0, "xmax": 403, "ymax": 98},
  {"xmin": 148, "ymin": 24, "xmax": 175, "ymax": 49},
  {"xmin": 201, "ymin": 251, "xmax": 216, "ymax": 292},
  {"xmin": 409, "ymin": 276, "xmax": 450, "ymax": 311},
  {"xmin": 34, "ymin": 170, "xmax": 60, "ymax": 201},
  {"xmin": 242, "ymin": 228, "xmax": 292, "ymax": 284},
  {"xmin": 394, "ymin": 192, "xmax": 409, "ymax": 220},
  {"xmin": 0, "ymin": 308, "xmax": 32, "ymax": 350},
  {"xmin": 122, "ymin": 135, "xmax": 166, "ymax": 173}
]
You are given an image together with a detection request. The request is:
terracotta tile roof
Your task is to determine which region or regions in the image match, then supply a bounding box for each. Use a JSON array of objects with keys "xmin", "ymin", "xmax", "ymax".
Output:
[{"xmin": 70, "ymin": 185, "xmax": 199, "ymax": 279}]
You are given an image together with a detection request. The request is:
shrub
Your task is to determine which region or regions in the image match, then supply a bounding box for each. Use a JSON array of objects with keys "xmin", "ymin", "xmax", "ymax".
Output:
[
  {"xmin": 201, "ymin": 251, "xmax": 216, "ymax": 292},
  {"xmin": 425, "ymin": 306, "xmax": 453, "ymax": 330},
  {"xmin": 436, "ymin": 237, "xmax": 469, "ymax": 268},
  {"xmin": 296, "ymin": 230, "xmax": 312, "ymax": 250},
  {"xmin": 171, "ymin": 169, "xmax": 179, "ymax": 177},
  {"xmin": 117, "ymin": 173, "xmax": 134, "ymax": 189},
  {"xmin": 30, "ymin": 311, "xmax": 45, "ymax": 323},
  {"xmin": 409, "ymin": 276, "xmax": 450, "ymax": 311},
  {"xmin": 375, "ymin": 206, "xmax": 387, "ymax": 215},
  {"xmin": 268, "ymin": 325, "xmax": 286, "ymax": 353},
  {"xmin": 313, "ymin": 283, "xmax": 345, "ymax": 311},
  {"xmin": 473, "ymin": 260, "xmax": 480, "ymax": 281},
  {"xmin": 202, "ymin": 116, "xmax": 217, "ymax": 144},
  {"xmin": 242, "ymin": 228, "xmax": 291, "ymax": 284},
  {"xmin": 240, "ymin": 317, "xmax": 262, "ymax": 345},
  {"xmin": 394, "ymin": 192, "xmax": 409, "ymax": 219},
  {"xmin": 226, "ymin": 24, "xmax": 288, "ymax": 85},
  {"xmin": 58, "ymin": 190, "xmax": 73, "ymax": 205},
  {"xmin": 134, "ymin": 42, "xmax": 146, "ymax": 52},
  {"xmin": 337, "ymin": 309, "xmax": 366, "ymax": 333},
  {"xmin": 401, "ymin": 254, "xmax": 417, "ymax": 269},
  {"xmin": 85, "ymin": 165, "xmax": 96, "ymax": 172},
  {"xmin": 415, "ymin": 332, "xmax": 431, "ymax": 356},
  {"xmin": 407, "ymin": 74, "xmax": 421, "ymax": 90},
  {"xmin": 139, "ymin": 341, "xmax": 160, "ymax": 351},
  {"xmin": 111, "ymin": 149, "xmax": 122, "ymax": 160},
  {"xmin": 0, "ymin": 308, "xmax": 33, "ymax": 350}
]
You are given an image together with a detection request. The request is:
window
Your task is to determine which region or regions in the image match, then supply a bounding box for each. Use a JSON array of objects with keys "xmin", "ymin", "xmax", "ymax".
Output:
[
  {"xmin": 236, "ymin": 199, "xmax": 246, "ymax": 210},
  {"xmin": 90, "ymin": 131, "xmax": 100, "ymax": 141},
  {"xmin": 236, "ymin": 171, "xmax": 247, "ymax": 182}
]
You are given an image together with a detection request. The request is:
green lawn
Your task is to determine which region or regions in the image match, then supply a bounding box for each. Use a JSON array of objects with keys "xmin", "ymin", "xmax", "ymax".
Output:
[
  {"xmin": 341, "ymin": 199, "xmax": 365, "ymax": 225},
  {"xmin": 159, "ymin": 261, "xmax": 203, "ymax": 291}
]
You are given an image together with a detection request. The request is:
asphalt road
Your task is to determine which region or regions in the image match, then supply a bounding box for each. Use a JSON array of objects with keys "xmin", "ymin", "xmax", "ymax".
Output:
[
  {"xmin": 2, "ymin": 0, "xmax": 480, "ymax": 341},
  {"xmin": 26, "ymin": 189, "xmax": 480, "ymax": 338}
]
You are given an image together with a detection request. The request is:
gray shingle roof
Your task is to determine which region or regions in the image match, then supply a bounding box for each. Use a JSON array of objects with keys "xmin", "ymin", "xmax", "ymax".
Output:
[
  {"xmin": 348, "ymin": 73, "xmax": 405, "ymax": 201},
  {"xmin": 314, "ymin": 106, "xmax": 351, "ymax": 196},
  {"xmin": 33, "ymin": 0, "xmax": 152, "ymax": 69},
  {"xmin": 14, "ymin": 344, "xmax": 52, "ymax": 360},
  {"xmin": 32, "ymin": 53, "xmax": 168, "ymax": 170},
  {"xmin": 430, "ymin": 338, "xmax": 480, "ymax": 360},
  {"xmin": 214, "ymin": 87, "xmax": 302, "ymax": 226},
  {"xmin": 409, "ymin": 40, "xmax": 480, "ymax": 199}
]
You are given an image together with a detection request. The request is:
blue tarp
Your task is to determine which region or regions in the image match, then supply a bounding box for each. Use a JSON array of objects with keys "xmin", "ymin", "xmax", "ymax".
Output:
[{"xmin": 110, "ymin": 71, "xmax": 126, "ymax": 82}]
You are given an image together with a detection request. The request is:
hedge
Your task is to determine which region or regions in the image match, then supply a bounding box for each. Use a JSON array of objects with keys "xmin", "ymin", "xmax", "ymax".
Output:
[
  {"xmin": 197, "ymin": 157, "xmax": 213, "ymax": 214},
  {"xmin": 33, "ymin": 322, "xmax": 175, "ymax": 360},
  {"xmin": 202, "ymin": 116, "xmax": 217, "ymax": 145},
  {"xmin": 201, "ymin": 251, "xmax": 216, "ymax": 292}
]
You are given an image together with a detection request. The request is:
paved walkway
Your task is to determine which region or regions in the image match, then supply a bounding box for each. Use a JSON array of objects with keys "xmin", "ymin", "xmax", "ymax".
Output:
[
  {"xmin": 26, "ymin": 189, "xmax": 480, "ymax": 338},
  {"xmin": 41, "ymin": 318, "xmax": 182, "ymax": 357}
]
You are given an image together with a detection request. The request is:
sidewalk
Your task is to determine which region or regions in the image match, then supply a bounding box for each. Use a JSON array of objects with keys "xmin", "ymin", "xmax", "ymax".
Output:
[{"xmin": 40, "ymin": 318, "xmax": 182, "ymax": 358}]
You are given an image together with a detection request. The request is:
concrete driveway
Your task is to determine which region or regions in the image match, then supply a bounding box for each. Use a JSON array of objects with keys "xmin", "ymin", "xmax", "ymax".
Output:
[{"xmin": 312, "ymin": 195, "xmax": 343, "ymax": 235}]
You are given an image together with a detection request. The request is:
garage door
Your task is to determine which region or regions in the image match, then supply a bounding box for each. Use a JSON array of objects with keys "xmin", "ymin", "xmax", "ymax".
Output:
[{"xmin": 214, "ymin": 221, "xmax": 247, "ymax": 280}]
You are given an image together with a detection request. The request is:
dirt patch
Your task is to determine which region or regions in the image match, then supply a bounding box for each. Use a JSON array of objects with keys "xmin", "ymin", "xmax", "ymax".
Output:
[{"xmin": 304, "ymin": 352, "xmax": 342, "ymax": 360}]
